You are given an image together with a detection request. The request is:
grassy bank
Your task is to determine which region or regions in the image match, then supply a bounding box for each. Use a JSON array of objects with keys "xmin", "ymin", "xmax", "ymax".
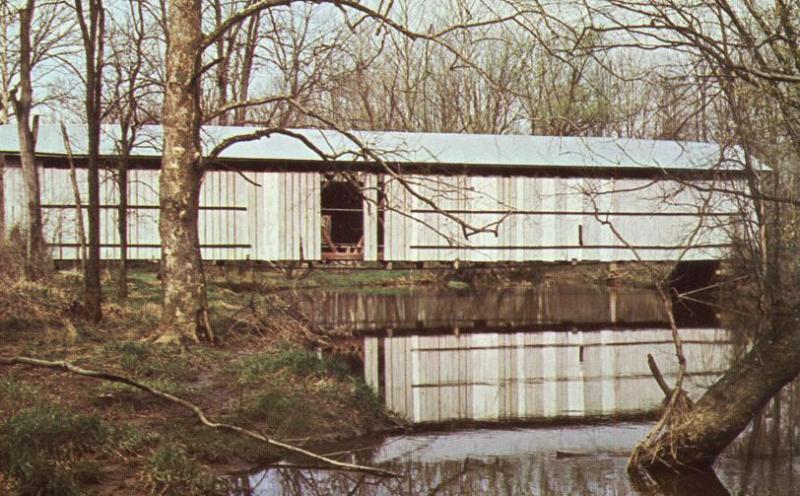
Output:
[{"xmin": 0, "ymin": 269, "xmax": 397, "ymax": 495}]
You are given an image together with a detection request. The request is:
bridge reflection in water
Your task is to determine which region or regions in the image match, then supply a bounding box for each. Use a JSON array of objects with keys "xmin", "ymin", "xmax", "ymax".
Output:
[
  {"xmin": 300, "ymin": 285, "xmax": 735, "ymax": 423},
  {"xmin": 233, "ymin": 288, "xmax": 800, "ymax": 496}
]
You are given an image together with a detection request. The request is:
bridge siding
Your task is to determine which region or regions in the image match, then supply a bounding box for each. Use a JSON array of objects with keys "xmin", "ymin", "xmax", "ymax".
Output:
[{"xmin": 2, "ymin": 164, "xmax": 744, "ymax": 262}]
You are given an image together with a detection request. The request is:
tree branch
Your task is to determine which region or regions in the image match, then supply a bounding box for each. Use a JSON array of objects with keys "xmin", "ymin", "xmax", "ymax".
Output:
[{"xmin": 0, "ymin": 355, "xmax": 398, "ymax": 478}]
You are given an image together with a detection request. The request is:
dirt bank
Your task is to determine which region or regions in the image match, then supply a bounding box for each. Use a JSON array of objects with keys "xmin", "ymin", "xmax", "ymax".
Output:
[{"xmin": 0, "ymin": 270, "xmax": 400, "ymax": 495}]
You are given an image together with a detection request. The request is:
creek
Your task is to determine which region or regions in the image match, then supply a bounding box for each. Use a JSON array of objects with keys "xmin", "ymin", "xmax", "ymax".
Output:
[{"xmin": 232, "ymin": 285, "xmax": 799, "ymax": 495}]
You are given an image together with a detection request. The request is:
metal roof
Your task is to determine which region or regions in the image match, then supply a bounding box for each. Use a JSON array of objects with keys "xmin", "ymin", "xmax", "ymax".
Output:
[{"xmin": 0, "ymin": 123, "xmax": 761, "ymax": 171}]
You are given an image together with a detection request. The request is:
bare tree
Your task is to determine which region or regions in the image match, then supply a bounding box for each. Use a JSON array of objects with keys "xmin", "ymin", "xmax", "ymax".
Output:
[
  {"xmin": 154, "ymin": 0, "xmax": 528, "ymax": 343},
  {"xmin": 60, "ymin": 122, "xmax": 87, "ymax": 269},
  {"xmin": 72, "ymin": 0, "xmax": 105, "ymax": 321},
  {"xmin": 542, "ymin": 0, "xmax": 800, "ymax": 479},
  {"xmin": 10, "ymin": 0, "xmax": 49, "ymax": 279},
  {"xmin": 105, "ymin": 0, "xmax": 156, "ymax": 299},
  {"xmin": 0, "ymin": 2, "xmax": 9, "ymax": 239}
]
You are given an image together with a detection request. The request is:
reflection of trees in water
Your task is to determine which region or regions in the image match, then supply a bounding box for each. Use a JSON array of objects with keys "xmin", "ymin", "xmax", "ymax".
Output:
[
  {"xmin": 721, "ymin": 377, "xmax": 800, "ymax": 495},
  {"xmin": 229, "ymin": 424, "xmax": 800, "ymax": 496},
  {"xmin": 230, "ymin": 455, "xmax": 641, "ymax": 495}
]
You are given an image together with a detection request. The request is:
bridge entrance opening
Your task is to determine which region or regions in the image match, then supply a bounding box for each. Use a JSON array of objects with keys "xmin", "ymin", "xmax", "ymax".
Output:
[{"xmin": 321, "ymin": 178, "xmax": 364, "ymax": 261}]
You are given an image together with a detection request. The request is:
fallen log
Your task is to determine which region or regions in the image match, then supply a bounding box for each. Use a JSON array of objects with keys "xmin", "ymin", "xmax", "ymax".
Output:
[{"xmin": 0, "ymin": 355, "xmax": 397, "ymax": 478}]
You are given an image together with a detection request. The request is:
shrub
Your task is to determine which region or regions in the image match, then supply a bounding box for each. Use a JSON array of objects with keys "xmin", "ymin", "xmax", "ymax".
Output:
[{"xmin": 0, "ymin": 227, "xmax": 26, "ymax": 281}]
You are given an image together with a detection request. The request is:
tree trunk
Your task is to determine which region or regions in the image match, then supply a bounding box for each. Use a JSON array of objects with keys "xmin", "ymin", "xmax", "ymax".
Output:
[
  {"xmin": 158, "ymin": 0, "xmax": 213, "ymax": 344},
  {"xmin": 0, "ymin": 154, "xmax": 5, "ymax": 239},
  {"xmin": 631, "ymin": 315, "xmax": 800, "ymax": 476},
  {"xmin": 0, "ymin": 0, "xmax": 9, "ymax": 125},
  {"xmin": 117, "ymin": 152, "xmax": 128, "ymax": 299},
  {"xmin": 13, "ymin": 0, "xmax": 49, "ymax": 280},
  {"xmin": 61, "ymin": 123, "xmax": 87, "ymax": 270},
  {"xmin": 76, "ymin": 0, "xmax": 104, "ymax": 322},
  {"xmin": 234, "ymin": 12, "xmax": 259, "ymax": 125}
]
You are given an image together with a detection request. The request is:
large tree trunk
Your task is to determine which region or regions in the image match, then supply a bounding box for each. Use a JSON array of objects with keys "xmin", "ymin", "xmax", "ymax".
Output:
[
  {"xmin": 158, "ymin": 0, "xmax": 213, "ymax": 344},
  {"xmin": 13, "ymin": 0, "xmax": 49, "ymax": 280},
  {"xmin": 631, "ymin": 315, "xmax": 800, "ymax": 476}
]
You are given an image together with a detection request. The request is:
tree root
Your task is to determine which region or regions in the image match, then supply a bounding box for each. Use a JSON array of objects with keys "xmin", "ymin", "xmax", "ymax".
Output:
[{"xmin": 0, "ymin": 356, "xmax": 398, "ymax": 478}]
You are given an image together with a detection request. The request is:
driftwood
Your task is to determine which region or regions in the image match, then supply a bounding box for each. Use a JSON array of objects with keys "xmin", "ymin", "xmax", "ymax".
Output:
[{"xmin": 0, "ymin": 356, "xmax": 397, "ymax": 478}]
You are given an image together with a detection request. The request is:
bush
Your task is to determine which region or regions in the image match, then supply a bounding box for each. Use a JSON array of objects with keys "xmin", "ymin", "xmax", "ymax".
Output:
[
  {"xmin": 0, "ymin": 231, "xmax": 75, "ymax": 336},
  {"xmin": 143, "ymin": 443, "xmax": 225, "ymax": 496},
  {"xmin": 0, "ymin": 227, "xmax": 26, "ymax": 281},
  {"xmin": 103, "ymin": 340, "xmax": 202, "ymax": 383}
]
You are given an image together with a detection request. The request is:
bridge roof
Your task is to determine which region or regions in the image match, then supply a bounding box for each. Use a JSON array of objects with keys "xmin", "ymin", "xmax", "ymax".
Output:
[{"xmin": 0, "ymin": 124, "xmax": 765, "ymax": 172}]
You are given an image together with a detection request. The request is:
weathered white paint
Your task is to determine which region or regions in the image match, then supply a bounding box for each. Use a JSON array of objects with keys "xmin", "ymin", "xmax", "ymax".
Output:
[
  {"xmin": 381, "ymin": 174, "xmax": 747, "ymax": 263},
  {"xmin": 364, "ymin": 336, "xmax": 379, "ymax": 395},
  {"xmin": 249, "ymin": 171, "xmax": 320, "ymax": 261},
  {"xmin": 2, "ymin": 164, "xmax": 748, "ymax": 263},
  {"xmin": 3, "ymin": 165, "xmax": 320, "ymax": 261},
  {"xmin": 362, "ymin": 174, "xmax": 379, "ymax": 261}
]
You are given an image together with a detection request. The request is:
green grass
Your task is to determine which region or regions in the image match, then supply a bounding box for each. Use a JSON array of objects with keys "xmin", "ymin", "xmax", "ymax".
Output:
[
  {"xmin": 0, "ymin": 405, "xmax": 108, "ymax": 496},
  {"xmin": 101, "ymin": 340, "xmax": 218, "ymax": 383},
  {"xmin": 0, "ymin": 375, "xmax": 38, "ymax": 405},
  {"xmin": 234, "ymin": 342, "xmax": 350, "ymax": 385},
  {"xmin": 143, "ymin": 443, "xmax": 225, "ymax": 496},
  {"xmin": 107, "ymin": 423, "xmax": 160, "ymax": 456},
  {"xmin": 0, "ymin": 266, "xmax": 400, "ymax": 494},
  {"xmin": 209, "ymin": 267, "xmax": 435, "ymax": 293}
]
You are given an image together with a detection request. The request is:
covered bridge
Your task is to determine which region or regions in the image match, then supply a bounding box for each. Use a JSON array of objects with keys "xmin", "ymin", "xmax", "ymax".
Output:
[{"xmin": 0, "ymin": 124, "xmax": 756, "ymax": 263}]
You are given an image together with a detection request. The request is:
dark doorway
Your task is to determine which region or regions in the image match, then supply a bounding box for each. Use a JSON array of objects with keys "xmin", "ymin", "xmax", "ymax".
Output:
[{"xmin": 321, "ymin": 179, "xmax": 364, "ymax": 260}]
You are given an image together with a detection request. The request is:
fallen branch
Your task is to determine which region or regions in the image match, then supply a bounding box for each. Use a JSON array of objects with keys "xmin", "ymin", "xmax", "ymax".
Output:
[{"xmin": 0, "ymin": 356, "xmax": 397, "ymax": 478}]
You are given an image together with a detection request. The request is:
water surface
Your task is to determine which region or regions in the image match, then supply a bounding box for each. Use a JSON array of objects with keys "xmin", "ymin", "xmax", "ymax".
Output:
[{"xmin": 238, "ymin": 286, "xmax": 798, "ymax": 495}]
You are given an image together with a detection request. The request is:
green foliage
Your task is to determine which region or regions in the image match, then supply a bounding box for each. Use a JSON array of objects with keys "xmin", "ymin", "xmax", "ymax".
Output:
[
  {"xmin": 108, "ymin": 423, "xmax": 159, "ymax": 455},
  {"xmin": 0, "ymin": 376, "xmax": 37, "ymax": 405},
  {"xmin": 236, "ymin": 383, "xmax": 311, "ymax": 431},
  {"xmin": 0, "ymin": 405, "xmax": 107, "ymax": 496},
  {"xmin": 210, "ymin": 267, "xmax": 432, "ymax": 293},
  {"xmin": 10, "ymin": 459, "xmax": 81, "ymax": 496},
  {"xmin": 104, "ymin": 340, "xmax": 204, "ymax": 383},
  {"xmin": 117, "ymin": 340, "xmax": 150, "ymax": 371},
  {"xmin": 352, "ymin": 380, "xmax": 385, "ymax": 416},
  {"xmin": 0, "ymin": 405, "xmax": 107, "ymax": 460},
  {"xmin": 236, "ymin": 342, "xmax": 350, "ymax": 385},
  {"xmin": 143, "ymin": 443, "xmax": 225, "ymax": 496}
]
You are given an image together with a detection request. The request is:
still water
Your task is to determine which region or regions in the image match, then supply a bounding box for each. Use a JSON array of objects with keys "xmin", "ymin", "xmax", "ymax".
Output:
[{"xmin": 234, "ymin": 286, "xmax": 799, "ymax": 495}]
